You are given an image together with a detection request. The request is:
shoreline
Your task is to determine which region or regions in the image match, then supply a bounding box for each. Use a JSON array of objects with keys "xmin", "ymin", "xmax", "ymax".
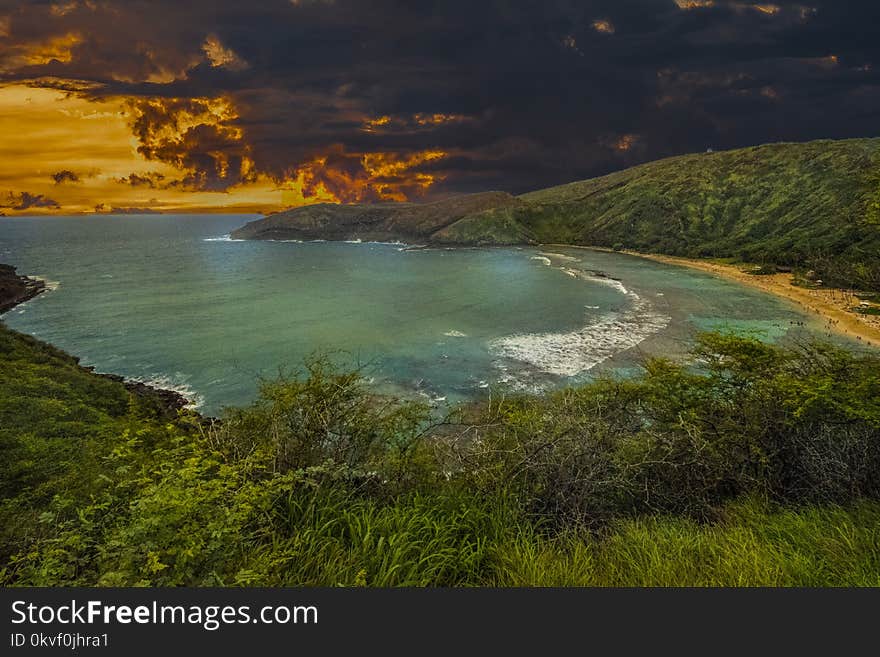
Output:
[
  {"xmin": 546, "ymin": 245, "xmax": 880, "ymax": 348},
  {"xmin": 0, "ymin": 263, "xmax": 47, "ymax": 314},
  {"xmin": 1, "ymin": 262, "xmax": 195, "ymax": 415}
]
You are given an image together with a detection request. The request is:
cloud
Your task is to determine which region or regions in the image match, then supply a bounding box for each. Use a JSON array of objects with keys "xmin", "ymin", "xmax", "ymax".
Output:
[
  {"xmin": 0, "ymin": 32, "xmax": 83, "ymax": 73},
  {"xmin": 126, "ymin": 96, "xmax": 253, "ymax": 191},
  {"xmin": 115, "ymin": 172, "xmax": 167, "ymax": 188},
  {"xmin": 0, "ymin": 0, "xmax": 878, "ymax": 208},
  {"xmin": 2, "ymin": 191, "xmax": 61, "ymax": 210},
  {"xmin": 280, "ymin": 145, "xmax": 449, "ymax": 203},
  {"xmin": 591, "ymin": 19, "xmax": 615, "ymax": 34},
  {"xmin": 202, "ymin": 35, "xmax": 248, "ymax": 71},
  {"xmin": 52, "ymin": 169, "xmax": 81, "ymax": 184},
  {"xmin": 93, "ymin": 204, "xmax": 162, "ymax": 214}
]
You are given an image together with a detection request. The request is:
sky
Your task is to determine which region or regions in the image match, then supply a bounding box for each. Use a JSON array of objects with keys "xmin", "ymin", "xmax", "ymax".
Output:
[{"xmin": 0, "ymin": 0, "xmax": 878, "ymax": 215}]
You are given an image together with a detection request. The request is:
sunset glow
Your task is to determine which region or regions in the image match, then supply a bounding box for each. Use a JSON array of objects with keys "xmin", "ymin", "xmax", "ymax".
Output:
[{"xmin": 0, "ymin": 1, "xmax": 872, "ymax": 215}]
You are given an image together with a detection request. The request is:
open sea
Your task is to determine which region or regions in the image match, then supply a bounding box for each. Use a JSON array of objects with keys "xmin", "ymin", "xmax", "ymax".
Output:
[{"xmin": 0, "ymin": 214, "xmax": 859, "ymax": 414}]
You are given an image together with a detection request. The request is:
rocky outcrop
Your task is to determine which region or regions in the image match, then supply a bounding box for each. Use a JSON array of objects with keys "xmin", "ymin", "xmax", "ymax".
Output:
[
  {"xmin": 95, "ymin": 370, "xmax": 191, "ymax": 417},
  {"xmin": 0, "ymin": 263, "xmax": 46, "ymax": 314}
]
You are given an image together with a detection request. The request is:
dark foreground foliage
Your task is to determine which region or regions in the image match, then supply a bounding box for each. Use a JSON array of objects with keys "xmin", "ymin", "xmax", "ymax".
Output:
[{"xmin": 1, "ymin": 323, "xmax": 878, "ymax": 586}]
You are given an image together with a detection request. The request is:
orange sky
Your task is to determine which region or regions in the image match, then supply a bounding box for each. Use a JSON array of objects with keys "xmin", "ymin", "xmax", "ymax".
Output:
[
  {"xmin": 0, "ymin": 84, "xmax": 373, "ymax": 215},
  {"xmin": 0, "ymin": 83, "xmax": 452, "ymax": 215},
  {"xmin": 2, "ymin": 0, "xmax": 861, "ymax": 216}
]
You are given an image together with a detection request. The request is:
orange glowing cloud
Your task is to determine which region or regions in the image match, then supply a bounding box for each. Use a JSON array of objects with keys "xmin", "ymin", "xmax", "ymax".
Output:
[
  {"xmin": 362, "ymin": 115, "xmax": 392, "ymax": 131},
  {"xmin": 601, "ymin": 134, "xmax": 641, "ymax": 153},
  {"xmin": 202, "ymin": 35, "xmax": 248, "ymax": 71},
  {"xmin": 675, "ymin": 0, "xmax": 715, "ymax": 9},
  {"xmin": 674, "ymin": 1, "xmax": 806, "ymax": 16},
  {"xmin": 0, "ymin": 32, "xmax": 83, "ymax": 73},
  {"xmin": 49, "ymin": 2, "xmax": 80, "ymax": 17},
  {"xmin": 0, "ymin": 79, "xmax": 454, "ymax": 215},
  {"xmin": 125, "ymin": 95, "xmax": 254, "ymax": 190},
  {"xmin": 362, "ymin": 150, "xmax": 446, "ymax": 200},
  {"xmin": 0, "ymin": 84, "xmax": 178, "ymax": 214},
  {"xmin": 0, "ymin": 84, "xmax": 318, "ymax": 214},
  {"xmin": 414, "ymin": 113, "xmax": 466, "ymax": 126},
  {"xmin": 279, "ymin": 162, "xmax": 340, "ymax": 207},
  {"xmin": 361, "ymin": 150, "xmax": 446, "ymax": 178},
  {"xmin": 362, "ymin": 113, "xmax": 467, "ymax": 132},
  {"xmin": 592, "ymin": 19, "xmax": 616, "ymax": 34},
  {"xmin": 282, "ymin": 148, "xmax": 448, "ymax": 204},
  {"xmin": 615, "ymin": 135, "xmax": 639, "ymax": 152}
]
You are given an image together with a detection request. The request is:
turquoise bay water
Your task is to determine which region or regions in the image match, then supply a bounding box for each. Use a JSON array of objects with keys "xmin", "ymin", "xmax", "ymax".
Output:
[{"xmin": 0, "ymin": 214, "xmax": 856, "ymax": 413}]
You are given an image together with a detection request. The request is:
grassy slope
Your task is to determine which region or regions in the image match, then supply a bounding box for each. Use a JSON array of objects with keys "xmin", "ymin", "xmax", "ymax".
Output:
[
  {"xmin": 444, "ymin": 138, "xmax": 880, "ymax": 286},
  {"xmin": 2, "ymin": 320, "xmax": 879, "ymax": 586},
  {"xmin": 0, "ymin": 324, "xmax": 130, "ymax": 500},
  {"xmin": 0, "ymin": 323, "xmax": 187, "ymax": 560}
]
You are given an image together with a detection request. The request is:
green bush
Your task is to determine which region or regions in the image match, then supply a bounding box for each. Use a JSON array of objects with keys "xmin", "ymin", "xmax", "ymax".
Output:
[
  {"xmin": 454, "ymin": 333, "xmax": 880, "ymax": 526},
  {"xmin": 2, "ymin": 323, "xmax": 879, "ymax": 587}
]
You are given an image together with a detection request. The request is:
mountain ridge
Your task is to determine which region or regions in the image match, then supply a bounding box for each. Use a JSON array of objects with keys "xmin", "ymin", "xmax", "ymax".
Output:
[{"xmin": 232, "ymin": 138, "xmax": 880, "ymax": 289}]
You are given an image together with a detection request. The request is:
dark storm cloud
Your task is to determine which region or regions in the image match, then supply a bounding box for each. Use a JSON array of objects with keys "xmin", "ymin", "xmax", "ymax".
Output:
[
  {"xmin": 2, "ymin": 191, "xmax": 60, "ymax": 210},
  {"xmin": 115, "ymin": 172, "xmax": 167, "ymax": 188},
  {"xmin": 51, "ymin": 169, "xmax": 80, "ymax": 184},
  {"xmin": 2, "ymin": 0, "xmax": 879, "ymax": 196}
]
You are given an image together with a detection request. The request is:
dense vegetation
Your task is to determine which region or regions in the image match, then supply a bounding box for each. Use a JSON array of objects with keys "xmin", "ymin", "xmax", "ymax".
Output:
[
  {"xmin": 2, "ymin": 321, "xmax": 879, "ymax": 587},
  {"xmin": 236, "ymin": 138, "xmax": 880, "ymax": 291},
  {"xmin": 485, "ymin": 138, "xmax": 880, "ymax": 290}
]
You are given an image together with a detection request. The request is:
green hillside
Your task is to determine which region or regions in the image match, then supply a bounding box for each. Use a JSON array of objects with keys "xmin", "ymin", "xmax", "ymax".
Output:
[
  {"xmin": 233, "ymin": 138, "xmax": 880, "ymax": 291},
  {"xmin": 3, "ymin": 318, "xmax": 880, "ymax": 586},
  {"xmin": 446, "ymin": 138, "xmax": 880, "ymax": 289}
]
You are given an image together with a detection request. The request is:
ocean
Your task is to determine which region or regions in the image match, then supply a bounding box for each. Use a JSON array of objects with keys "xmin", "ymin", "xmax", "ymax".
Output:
[{"xmin": 0, "ymin": 214, "xmax": 855, "ymax": 413}]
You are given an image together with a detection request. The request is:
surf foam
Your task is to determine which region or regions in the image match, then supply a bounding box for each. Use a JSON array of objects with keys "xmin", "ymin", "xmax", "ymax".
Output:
[
  {"xmin": 490, "ymin": 253, "xmax": 670, "ymax": 383},
  {"xmin": 203, "ymin": 234, "xmax": 246, "ymax": 242},
  {"xmin": 129, "ymin": 373, "xmax": 205, "ymax": 410}
]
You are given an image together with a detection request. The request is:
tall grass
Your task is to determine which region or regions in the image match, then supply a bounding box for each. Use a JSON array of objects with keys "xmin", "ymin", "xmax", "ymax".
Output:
[
  {"xmin": 226, "ymin": 494, "xmax": 880, "ymax": 587},
  {"xmin": 491, "ymin": 500, "xmax": 880, "ymax": 587},
  {"xmin": 4, "ymin": 324, "xmax": 880, "ymax": 587},
  {"xmin": 240, "ymin": 491, "xmax": 511, "ymax": 587}
]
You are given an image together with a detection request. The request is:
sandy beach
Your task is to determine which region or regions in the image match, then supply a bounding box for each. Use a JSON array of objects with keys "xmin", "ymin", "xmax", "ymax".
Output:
[{"xmin": 546, "ymin": 245, "xmax": 880, "ymax": 348}]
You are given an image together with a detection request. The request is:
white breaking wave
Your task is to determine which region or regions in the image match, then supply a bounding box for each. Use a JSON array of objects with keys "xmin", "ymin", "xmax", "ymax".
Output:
[
  {"xmin": 203, "ymin": 234, "xmax": 244, "ymax": 242},
  {"xmin": 36, "ymin": 277, "xmax": 61, "ymax": 292},
  {"xmin": 443, "ymin": 330, "xmax": 468, "ymax": 338},
  {"xmin": 530, "ymin": 256, "xmax": 552, "ymax": 266},
  {"xmin": 130, "ymin": 374, "xmax": 205, "ymax": 410},
  {"xmin": 558, "ymin": 266, "xmax": 629, "ymax": 295},
  {"xmin": 490, "ymin": 254, "xmax": 670, "ymax": 383},
  {"xmin": 539, "ymin": 251, "xmax": 581, "ymax": 262},
  {"xmin": 342, "ymin": 239, "xmax": 410, "ymax": 246}
]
